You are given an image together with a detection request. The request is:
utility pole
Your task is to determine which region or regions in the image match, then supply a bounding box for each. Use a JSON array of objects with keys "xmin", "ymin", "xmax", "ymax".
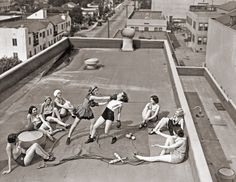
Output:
[{"xmin": 107, "ymin": 18, "xmax": 110, "ymax": 38}]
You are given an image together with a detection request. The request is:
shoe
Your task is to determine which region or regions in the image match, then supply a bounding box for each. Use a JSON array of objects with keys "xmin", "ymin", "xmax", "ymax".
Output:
[
  {"xmin": 65, "ymin": 124, "xmax": 71, "ymax": 129},
  {"xmin": 139, "ymin": 122, "xmax": 147, "ymax": 129},
  {"xmin": 148, "ymin": 129, "xmax": 155, "ymax": 135},
  {"xmin": 44, "ymin": 155, "xmax": 56, "ymax": 162},
  {"xmin": 111, "ymin": 136, "xmax": 117, "ymax": 144},
  {"xmin": 85, "ymin": 137, "xmax": 95, "ymax": 144},
  {"xmin": 66, "ymin": 137, "xmax": 71, "ymax": 145}
]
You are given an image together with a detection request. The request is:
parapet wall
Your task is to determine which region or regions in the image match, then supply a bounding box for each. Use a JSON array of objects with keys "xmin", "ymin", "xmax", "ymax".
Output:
[
  {"xmin": 0, "ymin": 38, "xmax": 70, "ymax": 94},
  {"xmin": 69, "ymin": 37, "xmax": 164, "ymax": 49}
]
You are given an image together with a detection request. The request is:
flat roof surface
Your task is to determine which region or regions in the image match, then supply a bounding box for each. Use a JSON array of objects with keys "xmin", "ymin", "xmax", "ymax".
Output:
[
  {"xmin": 0, "ymin": 48, "xmax": 195, "ymax": 182},
  {"xmin": 130, "ymin": 11, "xmax": 164, "ymax": 20}
]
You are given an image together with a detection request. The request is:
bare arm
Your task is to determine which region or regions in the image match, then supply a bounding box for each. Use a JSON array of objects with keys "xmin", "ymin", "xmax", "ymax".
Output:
[
  {"xmin": 40, "ymin": 103, "xmax": 45, "ymax": 115},
  {"xmin": 39, "ymin": 114, "xmax": 52, "ymax": 130},
  {"xmin": 89, "ymin": 95, "xmax": 111, "ymax": 100},
  {"xmin": 147, "ymin": 105, "xmax": 160, "ymax": 120},
  {"xmin": 117, "ymin": 106, "xmax": 122, "ymax": 121},
  {"xmin": 2, "ymin": 144, "xmax": 13, "ymax": 174},
  {"xmin": 156, "ymin": 130, "xmax": 177, "ymax": 139},
  {"xmin": 26, "ymin": 114, "xmax": 31, "ymax": 129},
  {"xmin": 97, "ymin": 102, "xmax": 108, "ymax": 106},
  {"xmin": 179, "ymin": 118, "xmax": 184, "ymax": 129},
  {"xmin": 154, "ymin": 139, "xmax": 183, "ymax": 150}
]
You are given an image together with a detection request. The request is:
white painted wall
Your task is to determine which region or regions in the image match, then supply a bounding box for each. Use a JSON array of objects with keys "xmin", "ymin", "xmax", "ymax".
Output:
[
  {"xmin": 206, "ymin": 18, "xmax": 236, "ymax": 104},
  {"xmin": 0, "ymin": 28, "xmax": 28, "ymax": 61},
  {"xmin": 27, "ymin": 9, "xmax": 47, "ymax": 19}
]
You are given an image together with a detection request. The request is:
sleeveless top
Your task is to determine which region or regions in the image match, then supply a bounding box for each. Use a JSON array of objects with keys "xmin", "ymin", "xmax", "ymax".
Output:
[
  {"xmin": 174, "ymin": 137, "xmax": 187, "ymax": 155},
  {"xmin": 106, "ymin": 100, "xmax": 123, "ymax": 112},
  {"xmin": 30, "ymin": 114, "xmax": 42, "ymax": 128},
  {"xmin": 147, "ymin": 103, "xmax": 159, "ymax": 113},
  {"xmin": 41, "ymin": 102, "xmax": 53, "ymax": 115},
  {"xmin": 54, "ymin": 97, "xmax": 66, "ymax": 110}
]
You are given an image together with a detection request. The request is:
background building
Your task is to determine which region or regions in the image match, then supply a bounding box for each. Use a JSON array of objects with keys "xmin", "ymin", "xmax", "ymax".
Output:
[
  {"xmin": 127, "ymin": 10, "xmax": 167, "ymax": 32},
  {"xmin": 185, "ymin": 4, "xmax": 220, "ymax": 52},
  {"xmin": 206, "ymin": 10, "xmax": 236, "ymax": 105},
  {"xmin": 0, "ymin": 9, "xmax": 71, "ymax": 61},
  {"xmin": 151, "ymin": 0, "xmax": 234, "ymax": 19}
]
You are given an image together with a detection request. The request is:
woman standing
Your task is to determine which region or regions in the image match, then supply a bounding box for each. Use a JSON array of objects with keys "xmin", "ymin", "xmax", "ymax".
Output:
[
  {"xmin": 139, "ymin": 95, "xmax": 160, "ymax": 129},
  {"xmin": 85, "ymin": 92, "xmax": 129, "ymax": 144},
  {"xmin": 66, "ymin": 86, "xmax": 110, "ymax": 145},
  {"xmin": 2, "ymin": 133, "xmax": 55, "ymax": 175},
  {"xmin": 40, "ymin": 96, "xmax": 71, "ymax": 129}
]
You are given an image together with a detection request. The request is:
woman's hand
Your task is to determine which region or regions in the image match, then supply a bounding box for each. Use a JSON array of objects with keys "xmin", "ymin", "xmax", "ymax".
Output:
[{"xmin": 2, "ymin": 169, "xmax": 11, "ymax": 175}]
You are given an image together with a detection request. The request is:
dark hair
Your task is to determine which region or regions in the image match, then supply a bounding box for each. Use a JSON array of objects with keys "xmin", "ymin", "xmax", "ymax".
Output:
[
  {"xmin": 44, "ymin": 96, "xmax": 52, "ymax": 102},
  {"xmin": 28, "ymin": 105, "xmax": 37, "ymax": 114},
  {"xmin": 7, "ymin": 133, "xmax": 18, "ymax": 144},
  {"xmin": 176, "ymin": 128, "xmax": 184, "ymax": 137},
  {"xmin": 120, "ymin": 92, "xmax": 129, "ymax": 103},
  {"xmin": 88, "ymin": 86, "xmax": 98, "ymax": 95},
  {"xmin": 151, "ymin": 95, "xmax": 159, "ymax": 104}
]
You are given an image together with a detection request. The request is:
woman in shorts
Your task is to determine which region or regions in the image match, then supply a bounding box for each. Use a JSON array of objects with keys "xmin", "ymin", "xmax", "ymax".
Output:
[{"xmin": 85, "ymin": 91, "xmax": 129, "ymax": 144}]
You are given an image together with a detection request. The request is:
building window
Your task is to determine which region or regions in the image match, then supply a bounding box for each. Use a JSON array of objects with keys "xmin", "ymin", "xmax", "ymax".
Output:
[
  {"xmin": 135, "ymin": 27, "xmax": 139, "ymax": 31},
  {"xmin": 50, "ymin": 29, "xmax": 52, "ymax": 35},
  {"xmin": 159, "ymin": 27, "xmax": 162, "ymax": 31},
  {"xmin": 192, "ymin": 34, "xmax": 195, "ymax": 43},
  {"xmin": 61, "ymin": 24, "xmax": 63, "ymax": 29},
  {"xmin": 144, "ymin": 27, "xmax": 149, "ymax": 31},
  {"xmin": 29, "ymin": 37, "xmax": 31, "ymax": 45},
  {"xmin": 43, "ymin": 31, "xmax": 45, "ymax": 38},
  {"xmin": 40, "ymin": 45, "xmax": 42, "ymax": 50},
  {"xmin": 197, "ymin": 37, "xmax": 202, "ymax": 45},
  {"xmin": 12, "ymin": 38, "xmax": 17, "ymax": 46},
  {"xmin": 154, "ymin": 27, "xmax": 158, "ymax": 31},
  {"xmin": 29, "ymin": 51, "xmax": 32, "ymax": 57},
  {"xmin": 186, "ymin": 16, "xmax": 192, "ymax": 25},
  {"xmin": 203, "ymin": 37, "xmax": 207, "ymax": 45},
  {"xmin": 204, "ymin": 23, "xmax": 208, "ymax": 31},
  {"xmin": 193, "ymin": 21, "xmax": 196, "ymax": 29},
  {"xmin": 198, "ymin": 23, "xmax": 204, "ymax": 31},
  {"xmin": 13, "ymin": 52, "xmax": 18, "ymax": 58},
  {"xmin": 47, "ymin": 30, "xmax": 49, "ymax": 36},
  {"xmin": 34, "ymin": 48, "xmax": 37, "ymax": 54}
]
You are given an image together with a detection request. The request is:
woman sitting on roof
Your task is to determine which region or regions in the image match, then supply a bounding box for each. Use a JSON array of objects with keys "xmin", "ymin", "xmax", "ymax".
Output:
[
  {"xmin": 40, "ymin": 96, "xmax": 71, "ymax": 129},
  {"xmin": 53, "ymin": 89, "xmax": 75, "ymax": 119},
  {"xmin": 149, "ymin": 108, "xmax": 184, "ymax": 135},
  {"xmin": 139, "ymin": 95, "xmax": 160, "ymax": 129},
  {"xmin": 2, "ymin": 133, "xmax": 55, "ymax": 175},
  {"xmin": 134, "ymin": 128, "xmax": 187, "ymax": 164}
]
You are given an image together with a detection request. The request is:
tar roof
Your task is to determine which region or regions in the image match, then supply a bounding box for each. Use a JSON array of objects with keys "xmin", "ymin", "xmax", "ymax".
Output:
[
  {"xmin": 130, "ymin": 11, "xmax": 164, "ymax": 20},
  {"xmin": 48, "ymin": 14, "xmax": 65, "ymax": 24},
  {"xmin": 215, "ymin": 1, "xmax": 236, "ymax": 12},
  {"xmin": 214, "ymin": 10, "xmax": 236, "ymax": 30}
]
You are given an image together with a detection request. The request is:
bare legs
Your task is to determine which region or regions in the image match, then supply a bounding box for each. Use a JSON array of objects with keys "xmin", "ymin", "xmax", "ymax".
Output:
[
  {"xmin": 134, "ymin": 137, "xmax": 174, "ymax": 163},
  {"xmin": 24, "ymin": 143, "xmax": 51, "ymax": 166},
  {"xmin": 149, "ymin": 117, "xmax": 169, "ymax": 134}
]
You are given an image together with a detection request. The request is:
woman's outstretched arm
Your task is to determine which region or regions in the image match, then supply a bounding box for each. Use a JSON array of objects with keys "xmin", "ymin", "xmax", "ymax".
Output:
[{"xmin": 2, "ymin": 144, "xmax": 13, "ymax": 175}]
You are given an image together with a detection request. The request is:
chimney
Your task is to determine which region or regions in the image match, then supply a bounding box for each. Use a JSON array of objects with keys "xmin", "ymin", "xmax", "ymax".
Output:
[{"xmin": 61, "ymin": 14, "xmax": 66, "ymax": 20}]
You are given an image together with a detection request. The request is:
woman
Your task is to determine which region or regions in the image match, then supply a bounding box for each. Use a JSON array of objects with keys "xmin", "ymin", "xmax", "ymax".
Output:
[
  {"xmin": 66, "ymin": 86, "xmax": 110, "ymax": 145},
  {"xmin": 139, "ymin": 95, "xmax": 160, "ymax": 129},
  {"xmin": 149, "ymin": 108, "xmax": 184, "ymax": 135},
  {"xmin": 40, "ymin": 96, "xmax": 71, "ymax": 129},
  {"xmin": 26, "ymin": 106, "xmax": 61, "ymax": 141},
  {"xmin": 134, "ymin": 128, "xmax": 187, "ymax": 164},
  {"xmin": 85, "ymin": 91, "xmax": 129, "ymax": 144},
  {"xmin": 53, "ymin": 89, "xmax": 75, "ymax": 119},
  {"xmin": 2, "ymin": 133, "xmax": 55, "ymax": 175}
]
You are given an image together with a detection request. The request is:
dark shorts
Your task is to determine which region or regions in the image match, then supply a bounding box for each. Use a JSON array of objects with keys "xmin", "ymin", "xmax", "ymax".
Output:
[
  {"xmin": 35, "ymin": 122, "xmax": 43, "ymax": 129},
  {"xmin": 44, "ymin": 113, "xmax": 52, "ymax": 119},
  {"xmin": 15, "ymin": 153, "xmax": 26, "ymax": 166},
  {"xmin": 168, "ymin": 119, "xmax": 181, "ymax": 136},
  {"xmin": 101, "ymin": 107, "xmax": 114, "ymax": 121}
]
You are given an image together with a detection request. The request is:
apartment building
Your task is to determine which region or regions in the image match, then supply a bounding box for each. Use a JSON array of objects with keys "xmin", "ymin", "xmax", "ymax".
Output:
[
  {"xmin": 0, "ymin": 9, "xmax": 71, "ymax": 61},
  {"xmin": 127, "ymin": 10, "xmax": 167, "ymax": 32},
  {"xmin": 0, "ymin": 0, "xmax": 11, "ymax": 12},
  {"xmin": 206, "ymin": 10, "xmax": 236, "ymax": 104},
  {"xmin": 185, "ymin": 4, "xmax": 220, "ymax": 52}
]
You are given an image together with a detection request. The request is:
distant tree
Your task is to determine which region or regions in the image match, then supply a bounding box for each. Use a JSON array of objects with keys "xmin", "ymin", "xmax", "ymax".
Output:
[
  {"xmin": 0, "ymin": 57, "xmax": 22, "ymax": 75},
  {"xmin": 69, "ymin": 5, "xmax": 83, "ymax": 24}
]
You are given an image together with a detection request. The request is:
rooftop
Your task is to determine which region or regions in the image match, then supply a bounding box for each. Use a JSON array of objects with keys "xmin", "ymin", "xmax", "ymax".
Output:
[
  {"xmin": 130, "ymin": 10, "xmax": 164, "ymax": 20},
  {"xmin": 215, "ymin": 1, "xmax": 236, "ymax": 12},
  {"xmin": 213, "ymin": 10, "xmax": 236, "ymax": 30}
]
